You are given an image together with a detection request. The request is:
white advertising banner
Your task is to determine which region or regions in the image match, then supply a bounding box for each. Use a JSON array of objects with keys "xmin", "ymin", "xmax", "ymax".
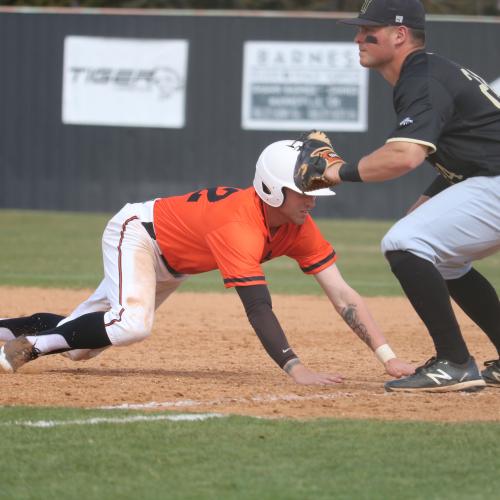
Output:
[
  {"xmin": 62, "ymin": 36, "xmax": 188, "ymax": 128},
  {"xmin": 242, "ymin": 41, "xmax": 368, "ymax": 132}
]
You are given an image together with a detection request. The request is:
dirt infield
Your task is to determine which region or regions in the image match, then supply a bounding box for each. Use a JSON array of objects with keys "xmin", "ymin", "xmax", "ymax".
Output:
[{"xmin": 0, "ymin": 286, "xmax": 498, "ymax": 421}]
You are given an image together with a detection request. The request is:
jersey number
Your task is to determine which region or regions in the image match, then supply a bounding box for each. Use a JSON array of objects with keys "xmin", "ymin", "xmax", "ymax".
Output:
[
  {"xmin": 461, "ymin": 68, "xmax": 500, "ymax": 109},
  {"xmin": 187, "ymin": 187, "xmax": 240, "ymax": 203}
]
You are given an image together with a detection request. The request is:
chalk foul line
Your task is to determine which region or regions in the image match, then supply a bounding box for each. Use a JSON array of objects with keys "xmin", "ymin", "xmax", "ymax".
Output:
[
  {"xmin": 99, "ymin": 391, "xmax": 360, "ymax": 410},
  {"xmin": 98, "ymin": 388, "xmax": 484, "ymax": 411},
  {"xmin": 0, "ymin": 413, "xmax": 224, "ymax": 428}
]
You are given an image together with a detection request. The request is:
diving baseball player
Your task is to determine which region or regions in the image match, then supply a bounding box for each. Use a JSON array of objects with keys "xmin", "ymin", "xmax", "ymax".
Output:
[{"xmin": 0, "ymin": 140, "xmax": 414, "ymax": 385}]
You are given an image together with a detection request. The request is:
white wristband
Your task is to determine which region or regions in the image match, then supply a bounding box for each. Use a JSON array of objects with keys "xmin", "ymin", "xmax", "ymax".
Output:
[{"xmin": 375, "ymin": 344, "xmax": 396, "ymax": 364}]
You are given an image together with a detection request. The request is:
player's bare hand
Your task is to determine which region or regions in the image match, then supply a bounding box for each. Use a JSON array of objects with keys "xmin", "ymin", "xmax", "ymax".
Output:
[
  {"xmin": 288, "ymin": 362, "xmax": 344, "ymax": 385},
  {"xmin": 324, "ymin": 162, "xmax": 343, "ymax": 185},
  {"xmin": 384, "ymin": 358, "xmax": 415, "ymax": 378}
]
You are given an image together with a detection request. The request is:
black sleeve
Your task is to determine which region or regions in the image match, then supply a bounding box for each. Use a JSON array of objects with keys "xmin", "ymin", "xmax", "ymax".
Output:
[
  {"xmin": 423, "ymin": 175, "xmax": 451, "ymax": 197},
  {"xmin": 0, "ymin": 313, "xmax": 65, "ymax": 336},
  {"xmin": 235, "ymin": 284, "xmax": 297, "ymax": 368},
  {"xmin": 389, "ymin": 76, "xmax": 453, "ymax": 150}
]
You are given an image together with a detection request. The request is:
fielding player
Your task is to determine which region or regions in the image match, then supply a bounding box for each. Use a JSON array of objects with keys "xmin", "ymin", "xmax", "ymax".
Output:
[
  {"xmin": 0, "ymin": 140, "xmax": 414, "ymax": 384},
  {"xmin": 295, "ymin": 0, "xmax": 500, "ymax": 391}
]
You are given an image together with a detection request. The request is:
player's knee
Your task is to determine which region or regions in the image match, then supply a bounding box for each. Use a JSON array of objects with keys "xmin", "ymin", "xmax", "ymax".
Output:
[
  {"xmin": 112, "ymin": 311, "xmax": 153, "ymax": 346},
  {"xmin": 128, "ymin": 324, "xmax": 152, "ymax": 343}
]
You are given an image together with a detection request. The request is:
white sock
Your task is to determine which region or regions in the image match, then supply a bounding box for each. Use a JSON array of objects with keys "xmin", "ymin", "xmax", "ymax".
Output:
[
  {"xmin": 0, "ymin": 328, "xmax": 15, "ymax": 341},
  {"xmin": 25, "ymin": 334, "xmax": 71, "ymax": 354}
]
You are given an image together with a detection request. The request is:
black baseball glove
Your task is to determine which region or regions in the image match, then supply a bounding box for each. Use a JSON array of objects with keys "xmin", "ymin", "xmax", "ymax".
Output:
[{"xmin": 293, "ymin": 131, "xmax": 344, "ymax": 192}]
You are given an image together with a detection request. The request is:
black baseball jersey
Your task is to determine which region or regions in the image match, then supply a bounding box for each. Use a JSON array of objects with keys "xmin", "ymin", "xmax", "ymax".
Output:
[{"xmin": 387, "ymin": 50, "xmax": 500, "ymax": 186}]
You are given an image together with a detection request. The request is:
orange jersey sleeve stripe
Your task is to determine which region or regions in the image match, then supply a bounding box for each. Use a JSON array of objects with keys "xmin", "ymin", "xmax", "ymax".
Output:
[
  {"xmin": 223, "ymin": 275, "xmax": 267, "ymax": 286},
  {"xmin": 300, "ymin": 250, "xmax": 337, "ymax": 274}
]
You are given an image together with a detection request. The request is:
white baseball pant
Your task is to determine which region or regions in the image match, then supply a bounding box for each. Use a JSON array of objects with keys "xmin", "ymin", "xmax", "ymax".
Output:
[
  {"xmin": 381, "ymin": 175, "xmax": 500, "ymax": 279},
  {"xmin": 59, "ymin": 201, "xmax": 187, "ymax": 361}
]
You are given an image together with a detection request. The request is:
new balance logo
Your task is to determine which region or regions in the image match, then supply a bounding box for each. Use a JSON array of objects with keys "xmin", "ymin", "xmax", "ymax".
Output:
[
  {"xmin": 425, "ymin": 369, "xmax": 453, "ymax": 385},
  {"xmin": 399, "ymin": 117, "xmax": 414, "ymax": 127},
  {"xmin": 492, "ymin": 371, "xmax": 500, "ymax": 382}
]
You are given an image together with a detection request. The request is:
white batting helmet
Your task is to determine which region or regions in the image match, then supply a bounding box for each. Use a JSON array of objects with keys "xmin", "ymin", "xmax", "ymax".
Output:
[{"xmin": 253, "ymin": 140, "xmax": 336, "ymax": 207}]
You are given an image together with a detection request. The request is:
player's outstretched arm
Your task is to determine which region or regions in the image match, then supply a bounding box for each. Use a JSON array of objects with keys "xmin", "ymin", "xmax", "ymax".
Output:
[
  {"xmin": 315, "ymin": 264, "xmax": 415, "ymax": 378},
  {"xmin": 326, "ymin": 141, "xmax": 428, "ymax": 185},
  {"xmin": 293, "ymin": 131, "xmax": 429, "ymax": 192},
  {"xmin": 236, "ymin": 284, "xmax": 344, "ymax": 385}
]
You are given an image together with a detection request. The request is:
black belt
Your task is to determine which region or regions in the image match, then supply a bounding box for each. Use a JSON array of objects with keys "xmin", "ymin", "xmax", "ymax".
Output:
[
  {"xmin": 141, "ymin": 222, "xmax": 183, "ymax": 278},
  {"xmin": 142, "ymin": 221, "xmax": 156, "ymax": 240}
]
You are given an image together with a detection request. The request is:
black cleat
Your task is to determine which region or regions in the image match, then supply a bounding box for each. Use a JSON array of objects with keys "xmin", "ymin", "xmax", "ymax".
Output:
[
  {"xmin": 385, "ymin": 356, "xmax": 486, "ymax": 393},
  {"xmin": 481, "ymin": 359, "xmax": 500, "ymax": 387}
]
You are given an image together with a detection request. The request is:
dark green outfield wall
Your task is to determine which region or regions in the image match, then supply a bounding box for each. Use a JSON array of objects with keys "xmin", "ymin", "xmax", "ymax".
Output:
[{"xmin": 0, "ymin": 7, "xmax": 498, "ymax": 218}]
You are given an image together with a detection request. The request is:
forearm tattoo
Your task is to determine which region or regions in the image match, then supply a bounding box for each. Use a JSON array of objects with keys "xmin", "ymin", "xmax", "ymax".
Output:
[{"xmin": 341, "ymin": 304, "xmax": 372, "ymax": 347}]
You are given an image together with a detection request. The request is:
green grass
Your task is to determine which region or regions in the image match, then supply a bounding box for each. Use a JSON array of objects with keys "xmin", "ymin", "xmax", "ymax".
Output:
[
  {"xmin": 1, "ymin": 209, "xmax": 498, "ymax": 295},
  {"xmin": 0, "ymin": 210, "xmax": 107, "ymax": 288},
  {"xmin": 0, "ymin": 406, "xmax": 498, "ymax": 500},
  {"xmin": 1, "ymin": 209, "xmax": 499, "ymax": 499}
]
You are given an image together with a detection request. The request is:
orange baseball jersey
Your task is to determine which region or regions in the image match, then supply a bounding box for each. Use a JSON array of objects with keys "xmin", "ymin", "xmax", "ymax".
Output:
[{"xmin": 153, "ymin": 186, "xmax": 336, "ymax": 287}]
